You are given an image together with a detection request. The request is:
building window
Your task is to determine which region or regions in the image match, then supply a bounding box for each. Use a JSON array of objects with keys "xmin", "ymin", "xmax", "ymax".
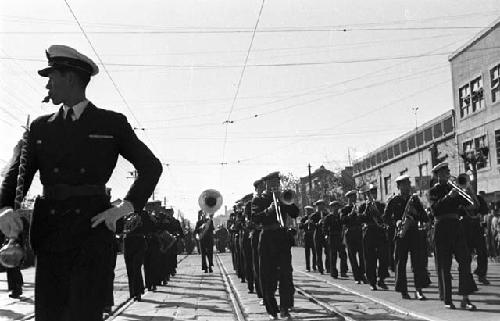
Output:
[
  {"xmin": 474, "ymin": 135, "xmax": 489, "ymax": 169},
  {"xmin": 491, "ymin": 63, "xmax": 500, "ymax": 103},
  {"xmin": 424, "ymin": 127, "xmax": 433, "ymax": 142},
  {"xmin": 408, "ymin": 135, "xmax": 416, "ymax": 150},
  {"xmin": 443, "ymin": 116, "xmax": 453, "ymax": 134},
  {"xmin": 393, "ymin": 143, "xmax": 401, "ymax": 156},
  {"xmin": 400, "ymin": 140, "xmax": 408, "ymax": 153},
  {"xmin": 434, "ymin": 123, "xmax": 443, "ymax": 138},
  {"xmin": 471, "ymin": 76, "xmax": 484, "ymax": 112},
  {"xmin": 416, "ymin": 131, "xmax": 424, "ymax": 146},
  {"xmin": 459, "ymin": 76, "xmax": 484, "ymax": 118},
  {"xmin": 459, "ymin": 84, "xmax": 471, "ymax": 118},
  {"xmin": 495, "ymin": 130, "xmax": 500, "ymax": 165},
  {"xmin": 387, "ymin": 146, "xmax": 394, "ymax": 159},
  {"xmin": 384, "ymin": 175, "xmax": 392, "ymax": 195},
  {"xmin": 371, "ymin": 155, "xmax": 377, "ymax": 167},
  {"xmin": 382, "ymin": 149, "xmax": 388, "ymax": 162},
  {"xmin": 376, "ymin": 152, "xmax": 382, "ymax": 164},
  {"xmin": 463, "ymin": 135, "xmax": 489, "ymax": 170}
]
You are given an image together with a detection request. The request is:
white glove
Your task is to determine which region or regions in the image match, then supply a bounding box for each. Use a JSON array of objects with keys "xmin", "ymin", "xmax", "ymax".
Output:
[
  {"xmin": 91, "ymin": 200, "xmax": 134, "ymax": 232},
  {"xmin": 0, "ymin": 207, "xmax": 23, "ymax": 238}
]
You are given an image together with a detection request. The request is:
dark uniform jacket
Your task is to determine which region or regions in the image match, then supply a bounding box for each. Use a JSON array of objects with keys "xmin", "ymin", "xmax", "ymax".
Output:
[
  {"xmin": 359, "ymin": 201, "xmax": 385, "ymax": 228},
  {"xmin": 0, "ymin": 103, "xmax": 162, "ymax": 252},
  {"xmin": 195, "ymin": 218, "xmax": 214, "ymax": 244},
  {"xmin": 383, "ymin": 194, "xmax": 427, "ymax": 226},
  {"xmin": 253, "ymin": 193, "xmax": 299, "ymax": 227},
  {"xmin": 429, "ymin": 183, "xmax": 468, "ymax": 217},
  {"xmin": 299, "ymin": 215, "xmax": 316, "ymax": 239},
  {"xmin": 322, "ymin": 212, "xmax": 342, "ymax": 237}
]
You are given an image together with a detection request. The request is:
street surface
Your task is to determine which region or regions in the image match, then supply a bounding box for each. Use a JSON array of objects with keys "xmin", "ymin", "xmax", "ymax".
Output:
[{"xmin": 0, "ymin": 248, "xmax": 498, "ymax": 321}]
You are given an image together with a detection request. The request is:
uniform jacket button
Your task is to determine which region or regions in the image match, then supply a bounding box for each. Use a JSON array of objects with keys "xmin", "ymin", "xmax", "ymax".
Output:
[
  {"xmin": 50, "ymin": 209, "xmax": 56, "ymax": 215},
  {"xmin": 53, "ymin": 168, "xmax": 59, "ymax": 173},
  {"xmin": 80, "ymin": 168, "xmax": 86, "ymax": 174}
]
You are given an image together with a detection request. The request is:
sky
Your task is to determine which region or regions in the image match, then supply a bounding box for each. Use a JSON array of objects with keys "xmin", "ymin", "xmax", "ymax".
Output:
[{"xmin": 1, "ymin": 0, "xmax": 499, "ymax": 224}]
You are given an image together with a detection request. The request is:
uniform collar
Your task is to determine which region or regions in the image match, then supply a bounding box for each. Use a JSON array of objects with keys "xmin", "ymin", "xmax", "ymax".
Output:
[{"xmin": 63, "ymin": 99, "xmax": 89, "ymax": 120}]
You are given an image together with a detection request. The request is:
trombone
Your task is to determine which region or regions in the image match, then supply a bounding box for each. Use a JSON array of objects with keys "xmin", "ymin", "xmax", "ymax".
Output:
[
  {"xmin": 448, "ymin": 177, "xmax": 474, "ymax": 206},
  {"xmin": 271, "ymin": 189, "xmax": 296, "ymax": 227}
]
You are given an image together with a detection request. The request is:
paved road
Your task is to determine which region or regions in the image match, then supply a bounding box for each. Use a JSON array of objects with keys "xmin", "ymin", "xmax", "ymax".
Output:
[{"xmin": 1, "ymin": 248, "xmax": 499, "ymax": 321}]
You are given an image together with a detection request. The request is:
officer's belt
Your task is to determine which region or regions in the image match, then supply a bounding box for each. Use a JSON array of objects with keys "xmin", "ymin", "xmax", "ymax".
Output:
[
  {"xmin": 435, "ymin": 213, "xmax": 459, "ymax": 222},
  {"xmin": 43, "ymin": 184, "xmax": 106, "ymax": 200},
  {"xmin": 262, "ymin": 223, "xmax": 281, "ymax": 231}
]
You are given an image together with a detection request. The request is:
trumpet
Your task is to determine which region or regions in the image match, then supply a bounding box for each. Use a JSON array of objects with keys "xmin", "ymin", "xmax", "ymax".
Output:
[{"xmin": 448, "ymin": 177, "xmax": 474, "ymax": 206}]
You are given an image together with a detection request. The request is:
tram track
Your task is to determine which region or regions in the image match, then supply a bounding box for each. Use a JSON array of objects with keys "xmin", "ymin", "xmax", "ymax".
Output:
[
  {"xmin": 215, "ymin": 253, "xmax": 247, "ymax": 321},
  {"xmin": 106, "ymin": 253, "xmax": 189, "ymax": 320}
]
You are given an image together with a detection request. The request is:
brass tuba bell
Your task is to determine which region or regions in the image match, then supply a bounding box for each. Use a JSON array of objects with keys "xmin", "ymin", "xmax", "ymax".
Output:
[
  {"xmin": 280, "ymin": 189, "xmax": 296, "ymax": 205},
  {"xmin": 198, "ymin": 189, "xmax": 223, "ymax": 215}
]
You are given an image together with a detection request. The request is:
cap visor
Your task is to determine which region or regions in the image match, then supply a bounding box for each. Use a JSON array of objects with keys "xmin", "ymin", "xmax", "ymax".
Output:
[{"xmin": 38, "ymin": 66, "xmax": 55, "ymax": 77}]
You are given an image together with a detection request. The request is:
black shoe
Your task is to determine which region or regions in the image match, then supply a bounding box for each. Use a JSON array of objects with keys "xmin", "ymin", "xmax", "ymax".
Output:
[
  {"xmin": 444, "ymin": 302, "xmax": 456, "ymax": 309},
  {"xmin": 477, "ymin": 276, "xmax": 490, "ymax": 285},
  {"xmin": 319, "ymin": 270, "xmax": 324, "ymax": 275},
  {"xmin": 306, "ymin": 268, "xmax": 310, "ymax": 272},
  {"xmin": 415, "ymin": 290, "xmax": 427, "ymax": 301},
  {"xmin": 370, "ymin": 284, "xmax": 378, "ymax": 291},
  {"xmin": 280, "ymin": 308, "xmax": 291, "ymax": 319},
  {"xmin": 460, "ymin": 299, "xmax": 477, "ymax": 311},
  {"xmin": 248, "ymin": 289, "xmax": 254, "ymax": 294},
  {"xmin": 377, "ymin": 280, "xmax": 388, "ymax": 290},
  {"xmin": 355, "ymin": 280, "xmax": 362, "ymax": 285},
  {"xmin": 401, "ymin": 292, "xmax": 411, "ymax": 300},
  {"xmin": 268, "ymin": 313, "xmax": 278, "ymax": 320},
  {"xmin": 204, "ymin": 269, "xmax": 209, "ymax": 273},
  {"xmin": 361, "ymin": 276, "xmax": 368, "ymax": 284},
  {"xmin": 340, "ymin": 273, "xmax": 348, "ymax": 278},
  {"xmin": 8, "ymin": 289, "xmax": 22, "ymax": 299},
  {"xmin": 209, "ymin": 267, "xmax": 213, "ymax": 273},
  {"xmin": 134, "ymin": 294, "xmax": 142, "ymax": 302},
  {"xmin": 331, "ymin": 275, "xmax": 338, "ymax": 279}
]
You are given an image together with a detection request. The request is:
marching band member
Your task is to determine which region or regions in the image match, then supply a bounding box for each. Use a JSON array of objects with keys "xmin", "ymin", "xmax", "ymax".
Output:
[
  {"xmin": 254, "ymin": 172, "xmax": 299, "ymax": 320},
  {"xmin": 312, "ymin": 200, "xmax": 329, "ymax": 274},
  {"xmin": 383, "ymin": 175, "xmax": 428, "ymax": 299},
  {"xmin": 341, "ymin": 190, "xmax": 367, "ymax": 284},
  {"xmin": 359, "ymin": 185, "xmax": 389, "ymax": 291},
  {"xmin": 299, "ymin": 205, "xmax": 316, "ymax": 272},
  {"xmin": 250, "ymin": 178, "xmax": 267, "ymax": 299},
  {"xmin": 195, "ymin": 211, "xmax": 215, "ymax": 273},
  {"xmin": 323, "ymin": 201, "xmax": 348, "ymax": 278},
  {"xmin": 430, "ymin": 163, "xmax": 477, "ymax": 310},
  {"xmin": 0, "ymin": 45, "xmax": 162, "ymax": 321}
]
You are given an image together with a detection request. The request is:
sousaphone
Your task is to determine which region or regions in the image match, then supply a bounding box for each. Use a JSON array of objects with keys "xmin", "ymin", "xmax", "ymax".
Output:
[{"xmin": 197, "ymin": 189, "xmax": 223, "ymax": 240}]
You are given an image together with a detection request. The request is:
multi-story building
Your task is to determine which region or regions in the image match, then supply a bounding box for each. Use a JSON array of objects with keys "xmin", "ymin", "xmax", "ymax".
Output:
[
  {"xmin": 352, "ymin": 110, "xmax": 458, "ymax": 206},
  {"xmin": 449, "ymin": 17, "xmax": 500, "ymax": 201}
]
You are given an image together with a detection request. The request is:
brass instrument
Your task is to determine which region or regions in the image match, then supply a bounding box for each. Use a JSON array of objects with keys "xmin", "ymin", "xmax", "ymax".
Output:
[
  {"xmin": 197, "ymin": 189, "xmax": 223, "ymax": 241},
  {"xmin": 396, "ymin": 194, "xmax": 418, "ymax": 238},
  {"xmin": 272, "ymin": 189, "xmax": 296, "ymax": 227},
  {"xmin": 448, "ymin": 176, "xmax": 474, "ymax": 206},
  {"xmin": 366, "ymin": 200, "xmax": 384, "ymax": 228}
]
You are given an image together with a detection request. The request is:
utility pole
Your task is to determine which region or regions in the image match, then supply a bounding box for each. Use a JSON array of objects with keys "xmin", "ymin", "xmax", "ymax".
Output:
[
  {"xmin": 308, "ymin": 163, "xmax": 313, "ymax": 205},
  {"xmin": 413, "ymin": 107, "xmax": 423, "ymax": 196},
  {"xmin": 347, "ymin": 148, "xmax": 352, "ymax": 166}
]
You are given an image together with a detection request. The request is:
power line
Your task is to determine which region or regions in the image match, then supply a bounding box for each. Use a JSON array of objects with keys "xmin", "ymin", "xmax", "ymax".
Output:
[{"xmin": 221, "ymin": 0, "xmax": 266, "ymax": 163}]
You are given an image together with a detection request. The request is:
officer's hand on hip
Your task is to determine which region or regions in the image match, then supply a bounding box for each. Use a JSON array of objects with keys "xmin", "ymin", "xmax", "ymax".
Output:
[
  {"xmin": 91, "ymin": 200, "xmax": 134, "ymax": 232},
  {"xmin": 0, "ymin": 207, "xmax": 23, "ymax": 239}
]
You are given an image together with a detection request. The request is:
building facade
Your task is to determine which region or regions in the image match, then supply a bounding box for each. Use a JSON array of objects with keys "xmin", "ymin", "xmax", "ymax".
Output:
[
  {"xmin": 352, "ymin": 110, "xmax": 458, "ymax": 206},
  {"xmin": 449, "ymin": 17, "xmax": 500, "ymax": 201}
]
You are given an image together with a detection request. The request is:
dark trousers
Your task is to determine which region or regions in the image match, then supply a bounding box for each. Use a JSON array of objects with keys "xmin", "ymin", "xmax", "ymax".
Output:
[
  {"xmin": 387, "ymin": 226, "xmax": 396, "ymax": 272},
  {"xmin": 124, "ymin": 235, "xmax": 146, "ymax": 298},
  {"xmin": 243, "ymin": 231, "xmax": 255, "ymax": 292},
  {"xmin": 230, "ymin": 234, "xmax": 238, "ymax": 271},
  {"xmin": 34, "ymin": 229, "xmax": 114, "ymax": 321},
  {"xmin": 434, "ymin": 218, "xmax": 477, "ymax": 303},
  {"xmin": 304, "ymin": 236, "xmax": 316, "ymax": 271},
  {"xmin": 463, "ymin": 219, "xmax": 488, "ymax": 277},
  {"xmin": 345, "ymin": 228, "xmax": 365, "ymax": 281},
  {"xmin": 237, "ymin": 233, "xmax": 246, "ymax": 281},
  {"xmin": 104, "ymin": 240, "xmax": 118, "ymax": 308},
  {"xmin": 259, "ymin": 228, "xmax": 294, "ymax": 316},
  {"xmin": 7, "ymin": 267, "xmax": 23, "ymax": 292},
  {"xmin": 200, "ymin": 239, "xmax": 213, "ymax": 270},
  {"xmin": 314, "ymin": 234, "xmax": 328, "ymax": 273},
  {"xmin": 251, "ymin": 230, "xmax": 263, "ymax": 298},
  {"xmin": 362, "ymin": 226, "xmax": 389, "ymax": 286},
  {"xmin": 327, "ymin": 234, "xmax": 347, "ymax": 277},
  {"xmin": 144, "ymin": 236, "xmax": 161, "ymax": 289},
  {"xmin": 394, "ymin": 227, "xmax": 427, "ymax": 293}
]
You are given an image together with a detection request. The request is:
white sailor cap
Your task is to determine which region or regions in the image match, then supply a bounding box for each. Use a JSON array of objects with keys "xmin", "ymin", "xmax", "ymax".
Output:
[
  {"xmin": 345, "ymin": 190, "xmax": 357, "ymax": 197},
  {"xmin": 304, "ymin": 205, "xmax": 314, "ymax": 210},
  {"xmin": 38, "ymin": 45, "xmax": 99, "ymax": 77},
  {"xmin": 431, "ymin": 162, "xmax": 449, "ymax": 173},
  {"xmin": 395, "ymin": 174, "xmax": 410, "ymax": 183}
]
